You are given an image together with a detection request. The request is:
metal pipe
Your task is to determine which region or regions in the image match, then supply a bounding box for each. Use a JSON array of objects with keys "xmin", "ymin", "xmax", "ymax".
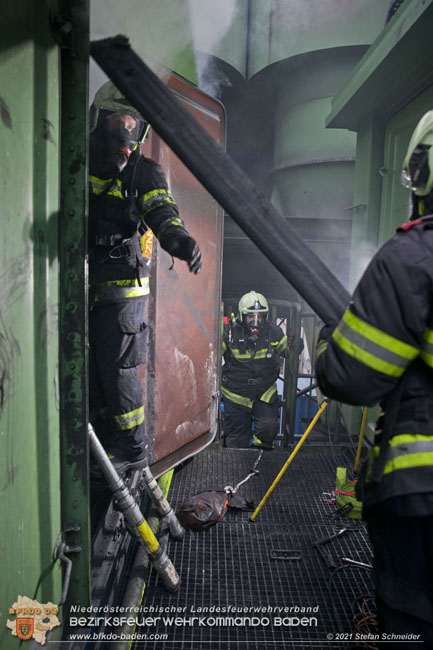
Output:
[
  {"xmin": 296, "ymin": 382, "xmax": 318, "ymax": 398},
  {"xmin": 250, "ymin": 400, "xmax": 328, "ymax": 521},
  {"xmin": 88, "ymin": 424, "xmax": 180, "ymax": 592},
  {"xmin": 141, "ymin": 466, "xmax": 185, "ymax": 540},
  {"xmin": 90, "ymin": 36, "xmax": 350, "ymax": 326}
]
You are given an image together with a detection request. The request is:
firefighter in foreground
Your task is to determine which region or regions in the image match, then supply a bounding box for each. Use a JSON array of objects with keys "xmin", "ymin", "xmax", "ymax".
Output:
[
  {"xmin": 222, "ymin": 291, "xmax": 290, "ymax": 448},
  {"xmin": 88, "ymin": 82, "xmax": 201, "ymax": 474},
  {"xmin": 315, "ymin": 111, "xmax": 433, "ymax": 644}
]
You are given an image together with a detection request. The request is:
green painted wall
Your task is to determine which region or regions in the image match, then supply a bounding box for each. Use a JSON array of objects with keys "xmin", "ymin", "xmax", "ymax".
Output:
[
  {"xmin": 0, "ymin": 2, "xmax": 62, "ymax": 646},
  {"xmin": 248, "ymin": 0, "xmax": 389, "ymax": 76},
  {"xmin": 323, "ymin": 0, "xmax": 433, "ymax": 437}
]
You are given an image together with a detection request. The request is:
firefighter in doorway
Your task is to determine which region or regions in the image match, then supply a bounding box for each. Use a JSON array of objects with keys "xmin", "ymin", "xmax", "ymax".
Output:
[
  {"xmin": 315, "ymin": 110, "xmax": 433, "ymax": 644},
  {"xmin": 88, "ymin": 81, "xmax": 202, "ymax": 475},
  {"xmin": 222, "ymin": 291, "xmax": 290, "ymax": 449}
]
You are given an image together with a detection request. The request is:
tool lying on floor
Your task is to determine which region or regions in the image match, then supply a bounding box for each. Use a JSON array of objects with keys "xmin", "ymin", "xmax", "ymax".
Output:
[
  {"xmin": 312, "ymin": 527, "xmax": 349, "ymax": 571},
  {"xmin": 88, "ymin": 423, "xmax": 180, "ymax": 592}
]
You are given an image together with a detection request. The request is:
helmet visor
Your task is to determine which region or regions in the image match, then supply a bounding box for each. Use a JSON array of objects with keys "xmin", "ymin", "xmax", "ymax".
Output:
[
  {"xmin": 245, "ymin": 313, "xmax": 264, "ymax": 329},
  {"xmin": 401, "ymin": 145, "xmax": 431, "ymax": 192},
  {"xmin": 98, "ymin": 108, "xmax": 148, "ymax": 145}
]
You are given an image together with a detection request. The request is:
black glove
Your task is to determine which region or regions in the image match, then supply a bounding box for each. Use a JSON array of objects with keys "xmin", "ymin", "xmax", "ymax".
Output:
[
  {"xmin": 317, "ymin": 323, "xmax": 337, "ymax": 342},
  {"xmin": 161, "ymin": 234, "xmax": 202, "ymax": 274}
]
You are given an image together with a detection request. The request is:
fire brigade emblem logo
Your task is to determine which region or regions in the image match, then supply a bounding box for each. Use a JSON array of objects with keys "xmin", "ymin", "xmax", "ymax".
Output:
[
  {"xmin": 6, "ymin": 596, "xmax": 60, "ymax": 645},
  {"xmin": 16, "ymin": 618, "xmax": 34, "ymax": 640}
]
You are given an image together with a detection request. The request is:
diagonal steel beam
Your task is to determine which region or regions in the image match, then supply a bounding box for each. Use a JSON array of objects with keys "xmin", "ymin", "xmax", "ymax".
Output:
[{"xmin": 90, "ymin": 36, "xmax": 350, "ymax": 325}]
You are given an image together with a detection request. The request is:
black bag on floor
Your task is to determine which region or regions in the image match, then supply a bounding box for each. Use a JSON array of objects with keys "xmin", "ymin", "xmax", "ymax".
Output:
[{"xmin": 178, "ymin": 490, "xmax": 229, "ymax": 531}]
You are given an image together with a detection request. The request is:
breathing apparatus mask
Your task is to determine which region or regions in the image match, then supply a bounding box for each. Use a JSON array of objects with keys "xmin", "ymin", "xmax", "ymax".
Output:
[
  {"xmin": 93, "ymin": 108, "xmax": 148, "ymax": 174},
  {"xmin": 89, "ymin": 82, "xmax": 150, "ymax": 177},
  {"xmin": 401, "ymin": 110, "xmax": 433, "ymax": 218},
  {"xmin": 245, "ymin": 310, "xmax": 265, "ymax": 340},
  {"xmin": 238, "ymin": 291, "xmax": 269, "ymax": 346},
  {"xmin": 401, "ymin": 144, "xmax": 431, "ymax": 195}
]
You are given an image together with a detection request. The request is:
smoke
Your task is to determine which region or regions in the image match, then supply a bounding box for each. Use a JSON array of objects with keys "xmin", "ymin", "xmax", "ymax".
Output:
[
  {"xmin": 349, "ymin": 241, "xmax": 378, "ymax": 290},
  {"xmin": 90, "ymin": 0, "xmax": 200, "ymax": 103},
  {"xmin": 188, "ymin": 0, "xmax": 238, "ymax": 97},
  {"xmin": 195, "ymin": 53, "xmax": 233, "ymax": 99},
  {"xmin": 188, "ymin": 0, "xmax": 238, "ymax": 51}
]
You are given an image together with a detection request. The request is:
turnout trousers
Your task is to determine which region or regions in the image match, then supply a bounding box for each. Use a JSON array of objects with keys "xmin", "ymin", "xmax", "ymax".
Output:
[
  {"xmin": 223, "ymin": 396, "xmax": 279, "ymax": 448},
  {"xmin": 89, "ymin": 297, "xmax": 148, "ymax": 461},
  {"xmin": 366, "ymin": 511, "xmax": 433, "ymax": 648}
]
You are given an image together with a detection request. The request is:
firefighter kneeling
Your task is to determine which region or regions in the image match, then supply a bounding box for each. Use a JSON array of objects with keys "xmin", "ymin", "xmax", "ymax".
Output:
[{"xmin": 221, "ymin": 291, "xmax": 290, "ymax": 449}]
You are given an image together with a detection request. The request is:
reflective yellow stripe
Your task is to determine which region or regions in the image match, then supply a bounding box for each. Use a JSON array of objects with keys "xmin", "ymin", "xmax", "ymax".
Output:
[
  {"xmin": 333, "ymin": 328, "xmax": 405, "ymax": 377},
  {"xmin": 366, "ymin": 434, "xmax": 433, "ymax": 480},
  {"xmin": 93, "ymin": 277, "xmax": 150, "ymax": 302},
  {"xmin": 260, "ymin": 383, "xmax": 277, "ymax": 403},
  {"xmin": 222, "ymin": 341, "xmax": 227, "ymax": 354},
  {"xmin": 230, "ymin": 348, "xmax": 268, "ymax": 360},
  {"xmin": 389, "ymin": 434, "xmax": 433, "ymax": 447},
  {"xmin": 316, "ymin": 340, "xmax": 328, "ymax": 359},
  {"xmin": 221, "ymin": 386, "xmax": 253, "ymax": 409},
  {"xmin": 89, "ymin": 175, "xmax": 123, "ymax": 198},
  {"xmin": 342, "ymin": 309, "xmax": 418, "ymax": 360},
  {"xmin": 114, "ymin": 406, "xmax": 145, "ymax": 431},
  {"xmin": 230, "ymin": 350, "xmax": 251, "ymax": 359},
  {"xmin": 332, "ymin": 308, "xmax": 418, "ymax": 377},
  {"xmin": 275, "ymin": 335, "xmax": 289, "ymax": 354},
  {"xmin": 139, "ymin": 188, "xmax": 176, "ymax": 215},
  {"xmin": 252, "ymin": 434, "xmax": 274, "ymax": 449},
  {"xmin": 382, "ymin": 452, "xmax": 433, "ymax": 473},
  {"xmin": 253, "ymin": 350, "xmax": 273, "ymax": 360},
  {"xmin": 421, "ymin": 328, "xmax": 433, "ymax": 368}
]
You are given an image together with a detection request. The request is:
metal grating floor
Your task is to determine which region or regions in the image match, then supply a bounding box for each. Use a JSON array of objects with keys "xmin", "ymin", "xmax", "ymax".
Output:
[{"xmin": 134, "ymin": 447, "xmax": 376, "ymax": 650}]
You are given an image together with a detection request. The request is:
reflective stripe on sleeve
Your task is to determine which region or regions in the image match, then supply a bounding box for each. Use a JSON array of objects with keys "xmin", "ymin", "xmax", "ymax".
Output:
[
  {"xmin": 275, "ymin": 335, "xmax": 289, "ymax": 355},
  {"xmin": 332, "ymin": 308, "xmax": 419, "ymax": 377},
  {"xmin": 421, "ymin": 328, "xmax": 433, "ymax": 368},
  {"xmin": 316, "ymin": 339, "xmax": 328, "ymax": 360},
  {"xmin": 367, "ymin": 434, "xmax": 433, "ymax": 479},
  {"xmin": 139, "ymin": 188, "xmax": 176, "ymax": 216},
  {"xmin": 89, "ymin": 175, "xmax": 123, "ymax": 199}
]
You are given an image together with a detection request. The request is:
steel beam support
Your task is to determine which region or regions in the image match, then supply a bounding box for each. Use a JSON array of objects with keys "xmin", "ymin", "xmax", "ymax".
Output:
[{"xmin": 90, "ymin": 36, "xmax": 350, "ymax": 326}]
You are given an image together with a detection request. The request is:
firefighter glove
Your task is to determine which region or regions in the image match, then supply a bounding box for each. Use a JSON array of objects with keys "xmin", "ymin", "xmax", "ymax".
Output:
[{"xmin": 162, "ymin": 234, "xmax": 202, "ymax": 274}]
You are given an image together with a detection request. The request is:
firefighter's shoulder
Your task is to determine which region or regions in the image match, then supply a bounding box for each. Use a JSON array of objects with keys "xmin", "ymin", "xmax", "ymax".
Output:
[
  {"xmin": 397, "ymin": 215, "xmax": 433, "ymax": 232},
  {"xmin": 139, "ymin": 155, "xmax": 162, "ymax": 168}
]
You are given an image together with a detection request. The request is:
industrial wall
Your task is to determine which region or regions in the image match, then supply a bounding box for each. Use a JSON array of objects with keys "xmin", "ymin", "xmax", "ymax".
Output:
[
  {"xmin": 326, "ymin": 0, "xmax": 433, "ymax": 437},
  {"xmin": 188, "ymin": 0, "xmax": 390, "ymax": 305},
  {"xmin": 0, "ymin": 1, "xmax": 63, "ymax": 644}
]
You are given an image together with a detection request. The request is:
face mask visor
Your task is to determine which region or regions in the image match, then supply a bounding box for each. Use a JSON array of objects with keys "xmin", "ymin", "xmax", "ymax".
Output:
[
  {"xmin": 243, "ymin": 308, "xmax": 266, "ymax": 336},
  {"xmin": 401, "ymin": 145, "xmax": 431, "ymax": 193},
  {"xmin": 98, "ymin": 108, "xmax": 148, "ymax": 149}
]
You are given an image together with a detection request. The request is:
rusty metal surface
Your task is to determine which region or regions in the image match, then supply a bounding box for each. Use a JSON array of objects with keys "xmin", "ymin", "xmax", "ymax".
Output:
[{"xmin": 140, "ymin": 75, "xmax": 225, "ymax": 475}]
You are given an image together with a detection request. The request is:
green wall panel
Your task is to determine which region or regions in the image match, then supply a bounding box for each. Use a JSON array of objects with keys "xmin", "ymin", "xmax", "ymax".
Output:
[
  {"xmin": 248, "ymin": 0, "xmax": 388, "ymax": 78},
  {"xmin": 0, "ymin": 1, "xmax": 62, "ymax": 645},
  {"xmin": 274, "ymin": 97, "xmax": 356, "ymax": 167},
  {"xmin": 379, "ymin": 85, "xmax": 433, "ymax": 245},
  {"xmin": 274, "ymin": 162, "xmax": 355, "ymax": 221}
]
